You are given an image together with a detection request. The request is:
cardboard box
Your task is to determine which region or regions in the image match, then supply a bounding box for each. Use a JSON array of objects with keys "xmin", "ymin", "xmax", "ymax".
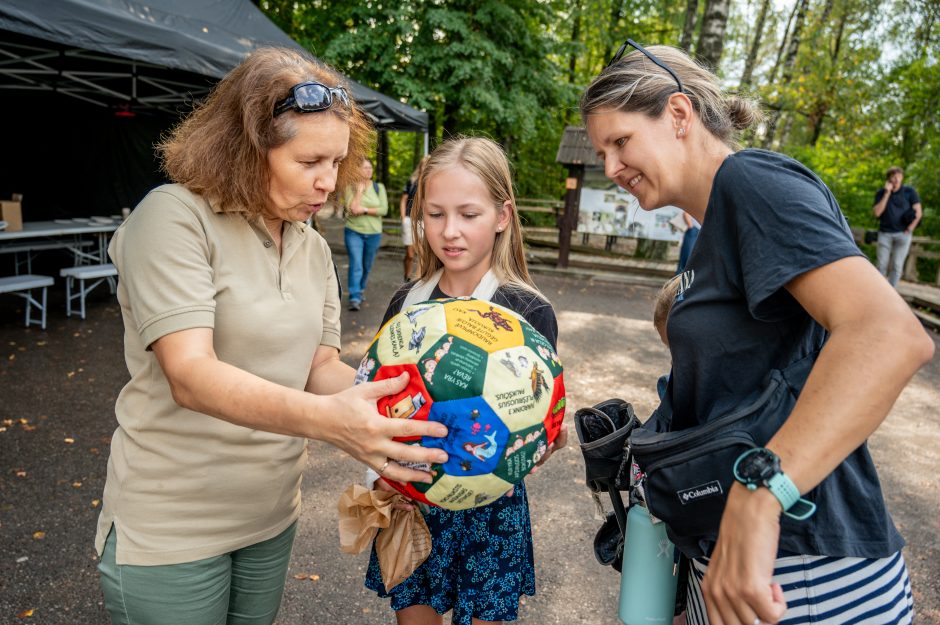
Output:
[{"xmin": 0, "ymin": 200, "xmax": 22, "ymax": 231}]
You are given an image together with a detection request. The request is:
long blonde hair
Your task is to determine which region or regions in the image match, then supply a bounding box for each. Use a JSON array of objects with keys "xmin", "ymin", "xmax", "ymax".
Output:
[{"xmin": 411, "ymin": 137, "xmax": 542, "ymax": 298}]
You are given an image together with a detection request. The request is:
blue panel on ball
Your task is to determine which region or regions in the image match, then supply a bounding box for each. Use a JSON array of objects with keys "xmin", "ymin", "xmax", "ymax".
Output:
[{"xmin": 423, "ymin": 396, "xmax": 510, "ymax": 476}]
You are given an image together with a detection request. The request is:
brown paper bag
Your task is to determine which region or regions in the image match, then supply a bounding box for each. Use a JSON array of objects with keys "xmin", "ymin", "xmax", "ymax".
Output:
[{"xmin": 337, "ymin": 484, "xmax": 432, "ymax": 591}]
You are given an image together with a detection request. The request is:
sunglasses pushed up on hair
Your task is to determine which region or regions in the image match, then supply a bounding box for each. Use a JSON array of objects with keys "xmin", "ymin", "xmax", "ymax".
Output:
[
  {"xmin": 607, "ymin": 38, "xmax": 684, "ymax": 94},
  {"xmin": 273, "ymin": 81, "xmax": 350, "ymax": 117}
]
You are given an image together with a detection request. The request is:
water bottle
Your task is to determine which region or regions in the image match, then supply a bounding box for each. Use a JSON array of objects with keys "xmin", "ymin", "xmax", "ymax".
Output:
[{"xmin": 618, "ymin": 503, "xmax": 679, "ymax": 624}]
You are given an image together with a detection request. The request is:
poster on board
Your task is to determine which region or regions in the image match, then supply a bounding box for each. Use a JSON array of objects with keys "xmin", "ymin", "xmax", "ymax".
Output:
[{"xmin": 577, "ymin": 167, "xmax": 684, "ymax": 242}]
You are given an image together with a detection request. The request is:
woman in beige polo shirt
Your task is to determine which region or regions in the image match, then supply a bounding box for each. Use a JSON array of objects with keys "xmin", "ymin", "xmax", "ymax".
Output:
[{"xmin": 94, "ymin": 47, "xmax": 449, "ymax": 625}]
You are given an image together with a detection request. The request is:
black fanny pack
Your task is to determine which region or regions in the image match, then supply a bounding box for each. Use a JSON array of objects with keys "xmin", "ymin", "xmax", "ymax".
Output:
[{"xmin": 628, "ymin": 350, "xmax": 818, "ymax": 557}]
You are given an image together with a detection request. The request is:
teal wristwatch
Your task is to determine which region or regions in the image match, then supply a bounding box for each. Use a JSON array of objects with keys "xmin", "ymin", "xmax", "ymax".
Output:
[{"xmin": 733, "ymin": 448, "xmax": 816, "ymax": 520}]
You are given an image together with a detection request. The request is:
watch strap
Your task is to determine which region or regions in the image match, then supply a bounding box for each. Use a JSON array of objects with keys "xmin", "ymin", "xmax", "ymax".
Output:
[{"xmin": 766, "ymin": 472, "xmax": 816, "ymax": 520}]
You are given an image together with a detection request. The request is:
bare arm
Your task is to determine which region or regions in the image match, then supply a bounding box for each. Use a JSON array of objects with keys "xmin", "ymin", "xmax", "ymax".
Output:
[
  {"xmin": 347, "ymin": 184, "xmax": 366, "ymax": 215},
  {"xmin": 872, "ymin": 181, "xmax": 892, "ymax": 217},
  {"xmin": 305, "ymin": 344, "xmax": 355, "ymax": 395},
  {"xmin": 906, "ymin": 202, "xmax": 923, "ymax": 233},
  {"xmin": 152, "ymin": 328, "xmax": 450, "ymax": 483},
  {"xmin": 400, "ymin": 193, "xmax": 408, "ymax": 220},
  {"xmin": 703, "ymin": 256, "xmax": 934, "ymax": 625}
]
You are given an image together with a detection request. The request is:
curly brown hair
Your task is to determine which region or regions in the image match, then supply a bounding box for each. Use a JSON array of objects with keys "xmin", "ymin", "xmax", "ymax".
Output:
[{"xmin": 158, "ymin": 47, "xmax": 373, "ymax": 217}]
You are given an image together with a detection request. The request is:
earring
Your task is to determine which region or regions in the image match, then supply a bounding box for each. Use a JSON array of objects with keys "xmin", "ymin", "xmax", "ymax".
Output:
[{"xmin": 677, "ymin": 127, "xmax": 686, "ymax": 137}]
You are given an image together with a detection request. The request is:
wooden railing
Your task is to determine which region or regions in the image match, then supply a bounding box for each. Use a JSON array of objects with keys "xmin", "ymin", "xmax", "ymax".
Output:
[
  {"xmin": 904, "ymin": 237, "xmax": 940, "ymax": 286},
  {"xmin": 516, "ymin": 198, "xmax": 565, "ymax": 216}
]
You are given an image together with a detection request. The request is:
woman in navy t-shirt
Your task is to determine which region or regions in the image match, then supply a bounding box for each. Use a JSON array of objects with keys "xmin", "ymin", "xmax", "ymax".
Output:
[{"xmin": 582, "ymin": 42, "xmax": 934, "ymax": 625}]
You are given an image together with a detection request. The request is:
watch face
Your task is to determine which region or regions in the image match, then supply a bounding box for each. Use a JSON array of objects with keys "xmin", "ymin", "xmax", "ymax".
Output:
[{"xmin": 738, "ymin": 449, "xmax": 780, "ymax": 483}]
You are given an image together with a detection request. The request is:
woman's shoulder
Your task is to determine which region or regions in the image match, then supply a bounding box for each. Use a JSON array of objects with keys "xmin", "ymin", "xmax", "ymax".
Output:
[
  {"xmin": 723, "ymin": 149, "xmax": 822, "ymax": 185},
  {"xmin": 133, "ymin": 184, "xmax": 219, "ymax": 222}
]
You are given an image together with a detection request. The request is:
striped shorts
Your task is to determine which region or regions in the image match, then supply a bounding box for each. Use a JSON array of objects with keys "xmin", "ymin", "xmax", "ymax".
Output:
[{"xmin": 686, "ymin": 552, "xmax": 914, "ymax": 625}]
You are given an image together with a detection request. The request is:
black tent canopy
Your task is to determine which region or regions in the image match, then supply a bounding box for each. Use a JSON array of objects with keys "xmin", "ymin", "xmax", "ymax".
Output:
[
  {"xmin": 0, "ymin": 0, "xmax": 428, "ymax": 131},
  {"xmin": 0, "ymin": 1, "xmax": 427, "ymax": 219}
]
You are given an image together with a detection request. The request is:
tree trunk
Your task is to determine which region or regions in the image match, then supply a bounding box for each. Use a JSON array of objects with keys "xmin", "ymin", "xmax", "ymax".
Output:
[
  {"xmin": 568, "ymin": 2, "xmax": 581, "ymax": 84},
  {"xmin": 695, "ymin": 0, "xmax": 731, "ymax": 70},
  {"xmin": 808, "ymin": 10, "xmax": 847, "ymax": 146},
  {"xmin": 767, "ymin": 0, "xmax": 798, "ymax": 84},
  {"xmin": 780, "ymin": 0, "xmax": 809, "ymax": 84},
  {"xmin": 565, "ymin": 1, "xmax": 582, "ymax": 125},
  {"xmin": 427, "ymin": 108, "xmax": 438, "ymax": 151},
  {"xmin": 739, "ymin": 0, "xmax": 771, "ymax": 89},
  {"xmin": 442, "ymin": 98, "xmax": 460, "ymax": 140},
  {"xmin": 412, "ymin": 132, "xmax": 423, "ymax": 170},
  {"xmin": 377, "ymin": 130, "xmax": 390, "ymax": 190},
  {"xmin": 762, "ymin": 0, "xmax": 808, "ymax": 148},
  {"xmin": 604, "ymin": 0, "xmax": 626, "ymax": 62},
  {"xmin": 679, "ymin": 0, "xmax": 699, "ymax": 52}
]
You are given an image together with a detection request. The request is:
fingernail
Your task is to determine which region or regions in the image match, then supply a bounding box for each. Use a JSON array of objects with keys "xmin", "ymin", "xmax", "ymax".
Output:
[{"xmin": 431, "ymin": 425, "xmax": 448, "ymax": 437}]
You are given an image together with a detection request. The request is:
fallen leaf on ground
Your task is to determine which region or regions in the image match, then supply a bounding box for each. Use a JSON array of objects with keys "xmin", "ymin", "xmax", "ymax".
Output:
[
  {"xmin": 32, "ymin": 531, "xmax": 45, "ymax": 540},
  {"xmin": 72, "ymin": 482, "xmax": 82, "ymax": 488},
  {"xmin": 292, "ymin": 573, "xmax": 320, "ymax": 581},
  {"xmin": 64, "ymin": 438, "xmax": 75, "ymax": 444},
  {"xmin": 16, "ymin": 608, "xmax": 35, "ymax": 618},
  {"xmin": 15, "ymin": 470, "xmax": 26, "ymax": 478},
  {"xmin": 91, "ymin": 499, "xmax": 100, "ymax": 508}
]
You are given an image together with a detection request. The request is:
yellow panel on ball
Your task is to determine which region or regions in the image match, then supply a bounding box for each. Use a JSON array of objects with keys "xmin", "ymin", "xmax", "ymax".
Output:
[
  {"xmin": 442, "ymin": 299, "xmax": 524, "ymax": 353},
  {"xmin": 373, "ymin": 303, "xmax": 448, "ymax": 366},
  {"xmin": 482, "ymin": 345, "xmax": 554, "ymax": 432},
  {"xmin": 423, "ymin": 471, "xmax": 515, "ymax": 510}
]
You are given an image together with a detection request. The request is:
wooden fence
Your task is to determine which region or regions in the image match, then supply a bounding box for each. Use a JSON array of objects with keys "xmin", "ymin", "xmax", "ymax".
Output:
[{"xmin": 904, "ymin": 237, "xmax": 940, "ymax": 286}]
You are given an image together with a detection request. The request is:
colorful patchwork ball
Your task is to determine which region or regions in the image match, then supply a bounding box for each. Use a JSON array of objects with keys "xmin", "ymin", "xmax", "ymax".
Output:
[{"xmin": 355, "ymin": 297, "xmax": 566, "ymax": 510}]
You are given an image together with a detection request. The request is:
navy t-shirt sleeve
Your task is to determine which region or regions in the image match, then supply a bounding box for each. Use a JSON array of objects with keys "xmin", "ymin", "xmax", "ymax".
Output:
[
  {"xmin": 908, "ymin": 186, "xmax": 921, "ymax": 205},
  {"xmin": 720, "ymin": 156, "xmax": 863, "ymax": 322}
]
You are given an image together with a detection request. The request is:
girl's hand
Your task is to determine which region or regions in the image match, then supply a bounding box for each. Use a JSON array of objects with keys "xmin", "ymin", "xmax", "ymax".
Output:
[
  {"xmin": 701, "ymin": 484, "xmax": 787, "ymax": 625},
  {"xmin": 374, "ymin": 477, "xmax": 416, "ymax": 512},
  {"xmin": 319, "ymin": 372, "xmax": 449, "ymax": 484}
]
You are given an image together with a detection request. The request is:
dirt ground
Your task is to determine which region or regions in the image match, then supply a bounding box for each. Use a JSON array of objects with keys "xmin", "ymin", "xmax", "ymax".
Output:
[{"xmin": 1, "ymin": 243, "xmax": 938, "ymax": 624}]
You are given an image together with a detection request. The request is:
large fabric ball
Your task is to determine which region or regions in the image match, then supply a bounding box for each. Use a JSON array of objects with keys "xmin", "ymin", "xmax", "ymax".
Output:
[{"xmin": 355, "ymin": 297, "xmax": 566, "ymax": 510}]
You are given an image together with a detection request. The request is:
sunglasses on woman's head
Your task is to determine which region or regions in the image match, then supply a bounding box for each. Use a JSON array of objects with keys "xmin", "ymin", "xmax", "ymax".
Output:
[
  {"xmin": 607, "ymin": 38, "xmax": 684, "ymax": 94},
  {"xmin": 273, "ymin": 81, "xmax": 350, "ymax": 117}
]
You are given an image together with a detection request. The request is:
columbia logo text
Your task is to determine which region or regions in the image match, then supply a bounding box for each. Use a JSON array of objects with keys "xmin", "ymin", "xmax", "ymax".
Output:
[{"xmin": 677, "ymin": 481, "xmax": 723, "ymax": 505}]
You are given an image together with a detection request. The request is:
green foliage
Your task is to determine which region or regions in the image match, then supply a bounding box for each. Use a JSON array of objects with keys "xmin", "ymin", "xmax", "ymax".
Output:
[{"xmin": 261, "ymin": 0, "xmax": 940, "ymax": 248}]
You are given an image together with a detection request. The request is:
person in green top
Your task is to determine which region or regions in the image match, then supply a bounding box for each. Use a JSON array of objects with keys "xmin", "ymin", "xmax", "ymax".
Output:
[{"xmin": 343, "ymin": 156, "xmax": 388, "ymax": 310}]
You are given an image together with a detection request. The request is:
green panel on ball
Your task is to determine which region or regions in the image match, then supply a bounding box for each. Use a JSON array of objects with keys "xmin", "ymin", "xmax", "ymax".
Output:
[
  {"xmin": 419, "ymin": 335, "xmax": 488, "ymax": 402},
  {"xmin": 492, "ymin": 422, "xmax": 549, "ymax": 484},
  {"xmin": 521, "ymin": 323, "xmax": 562, "ymax": 378}
]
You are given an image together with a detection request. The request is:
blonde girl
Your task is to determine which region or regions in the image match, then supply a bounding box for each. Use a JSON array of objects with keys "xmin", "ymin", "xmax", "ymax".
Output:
[{"xmin": 365, "ymin": 137, "xmax": 567, "ymax": 625}]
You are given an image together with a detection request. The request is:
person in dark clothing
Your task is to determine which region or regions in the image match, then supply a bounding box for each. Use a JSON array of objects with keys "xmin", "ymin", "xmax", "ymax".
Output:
[
  {"xmin": 582, "ymin": 41, "xmax": 934, "ymax": 625},
  {"xmin": 873, "ymin": 166, "xmax": 923, "ymax": 287}
]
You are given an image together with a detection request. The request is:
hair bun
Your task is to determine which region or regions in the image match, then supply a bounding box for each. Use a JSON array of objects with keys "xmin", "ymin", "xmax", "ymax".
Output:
[{"xmin": 725, "ymin": 96, "xmax": 762, "ymax": 131}]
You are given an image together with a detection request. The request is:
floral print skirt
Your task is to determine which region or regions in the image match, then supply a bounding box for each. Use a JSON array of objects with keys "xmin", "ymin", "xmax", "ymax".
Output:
[{"xmin": 365, "ymin": 480, "xmax": 535, "ymax": 625}]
